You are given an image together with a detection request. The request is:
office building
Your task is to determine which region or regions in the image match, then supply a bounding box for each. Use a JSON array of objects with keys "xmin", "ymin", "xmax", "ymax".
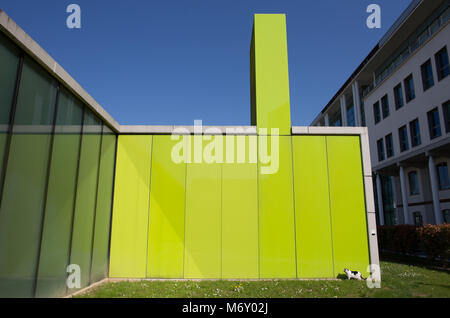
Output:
[{"xmin": 311, "ymin": 0, "xmax": 450, "ymax": 226}]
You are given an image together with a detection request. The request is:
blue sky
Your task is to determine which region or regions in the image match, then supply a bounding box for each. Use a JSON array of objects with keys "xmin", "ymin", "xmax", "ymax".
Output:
[{"xmin": 1, "ymin": 0, "xmax": 412, "ymax": 126}]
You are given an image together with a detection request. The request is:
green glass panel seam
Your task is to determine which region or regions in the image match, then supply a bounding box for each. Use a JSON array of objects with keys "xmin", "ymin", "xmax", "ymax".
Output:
[
  {"xmin": 88, "ymin": 124, "xmax": 105, "ymax": 285},
  {"xmin": 145, "ymin": 138, "xmax": 154, "ymax": 278},
  {"xmin": 65, "ymin": 106, "xmax": 86, "ymax": 295},
  {"xmin": 69, "ymin": 110, "xmax": 102, "ymax": 290},
  {"xmin": 324, "ymin": 136, "xmax": 336, "ymax": 278},
  {"xmin": 257, "ymin": 138, "xmax": 260, "ymax": 280},
  {"xmin": 69, "ymin": 108, "xmax": 103, "ymax": 290},
  {"xmin": 220, "ymin": 163, "xmax": 223, "ymax": 279},
  {"xmin": 289, "ymin": 136, "xmax": 299, "ymax": 279},
  {"xmin": 357, "ymin": 136, "xmax": 372, "ymax": 266},
  {"xmin": 106, "ymin": 134, "xmax": 119, "ymax": 278},
  {"xmin": 182, "ymin": 141, "xmax": 188, "ymax": 279}
]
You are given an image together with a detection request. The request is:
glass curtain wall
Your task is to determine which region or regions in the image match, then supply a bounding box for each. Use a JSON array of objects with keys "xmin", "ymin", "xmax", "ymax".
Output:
[
  {"xmin": 0, "ymin": 56, "xmax": 58, "ymax": 298},
  {"xmin": 35, "ymin": 88, "xmax": 84, "ymax": 298},
  {"xmin": 0, "ymin": 31, "xmax": 117, "ymax": 298},
  {"xmin": 0, "ymin": 33, "xmax": 20, "ymax": 189},
  {"xmin": 69, "ymin": 110, "xmax": 103, "ymax": 292},
  {"xmin": 90, "ymin": 125, "xmax": 117, "ymax": 283}
]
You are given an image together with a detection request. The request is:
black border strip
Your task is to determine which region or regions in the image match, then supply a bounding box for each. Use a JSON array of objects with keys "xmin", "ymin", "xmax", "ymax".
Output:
[{"xmin": 106, "ymin": 133, "xmax": 119, "ymax": 279}]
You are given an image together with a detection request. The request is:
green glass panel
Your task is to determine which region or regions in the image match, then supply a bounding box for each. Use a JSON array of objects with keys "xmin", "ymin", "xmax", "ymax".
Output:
[
  {"xmin": 109, "ymin": 135, "xmax": 152, "ymax": 278},
  {"xmin": 327, "ymin": 136, "xmax": 370, "ymax": 276},
  {"xmin": 0, "ymin": 135, "xmax": 8, "ymax": 181},
  {"xmin": 90, "ymin": 125, "xmax": 116, "ymax": 283},
  {"xmin": 0, "ymin": 33, "xmax": 19, "ymax": 180},
  {"xmin": 0, "ymin": 57, "xmax": 57, "ymax": 297},
  {"xmin": 292, "ymin": 136, "xmax": 334, "ymax": 278},
  {"xmin": 184, "ymin": 136, "xmax": 222, "ymax": 279},
  {"xmin": 147, "ymin": 135, "xmax": 186, "ymax": 278},
  {"xmin": 35, "ymin": 88, "xmax": 83, "ymax": 298},
  {"xmin": 222, "ymin": 135, "xmax": 259, "ymax": 279},
  {"xmin": 69, "ymin": 110, "xmax": 102, "ymax": 291},
  {"xmin": 258, "ymin": 136, "xmax": 296, "ymax": 278}
]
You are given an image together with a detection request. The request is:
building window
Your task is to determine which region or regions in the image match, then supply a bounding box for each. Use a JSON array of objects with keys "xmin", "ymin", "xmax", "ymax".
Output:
[
  {"xmin": 409, "ymin": 119, "xmax": 421, "ymax": 147},
  {"xmin": 427, "ymin": 108, "xmax": 442, "ymax": 139},
  {"xmin": 408, "ymin": 171, "xmax": 420, "ymax": 195},
  {"xmin": 398, "ymin": 125, "xmax": 409, "ymax": 152},
  {"xmin": 381, "ymin": 175, "xmax": 397, "ymax": 225},
  {"xmin": 421, "ymin": 59, "xmax": 434, "ymax": 91},
  {"xmin": 443, "ymin": 209, "xmax": 450, "ymax": 224},
  {"xmin": 437, "ymin": 163, "xmax": 450, "ymax": 190},
  {"xmin": 393, "ymin": 83, "xmax": 404, "ymax": 110},
  {"xmin": 442, "ymin": 100, "xmax": 450, "ymax": 133},
  {"xmin": 435, "ymin": 46, "xmax": 450, "ymax": 81},
  {"xmin": 381, "ymin": 94, "xmax": 390, "ymax": 119},
  {"xmin": 385, "ymin": 133, "xmax": 394, "ymax": 158},
  {"xmin": 413, "ymin": 212, "xmax": 423, "ymax": 227},
  {"xmin": 346, "ymin": 102, "xmax": 355, "ymax": 127},
  {"xmin": 377, "ymin": 138, "xmax": 385, "ymax": 162},
  {"xmin": 404, "ymin": 74, "xmax": 415, "ymax": 103},
  {"xmin": 329, "ymin": 110, "xmax": 342, "ymax": 127},
  {"xmin": 360, "ymin": 101, "xmax": 366, "ymax": 126},
  {"xmin": 373, "ymin": 101, "xmax": 381, "ymax": 124}
]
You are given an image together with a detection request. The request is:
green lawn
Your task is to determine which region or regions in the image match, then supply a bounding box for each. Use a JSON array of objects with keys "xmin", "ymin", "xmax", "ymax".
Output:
[{"xmin": 76, "ymin": 261, "xmax": 449, "ymax": 298}]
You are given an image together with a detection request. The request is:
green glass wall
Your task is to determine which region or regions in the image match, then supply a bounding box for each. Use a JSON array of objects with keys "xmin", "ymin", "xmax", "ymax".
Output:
[
  {"xmin": 0, "ymin": 57, "xmax": 57, "ymax": 298},
  {"xmin": 109, "ymin": 134, "xmax": 371, "ymax": 280},
  {"xmin": 293, "ymin": 136, "xmax": 333, "ymax": 278},
  {"xmin": 222, "ymin": 136, "xmax": 258, "ymax": 279},
  {"xmin": 147, "ymin": 135, "xmax": 186, "ymax": 278},
  {"xmin": 293, "ymin": 136, "xmax": 369, "ymax": 278},
  {"xmin": 184, "ymin": 152, "xmax": 222, "ymax": 279},
  {"xmin": 109, "ymin": 135, "xmax": 153, "ymax": 278},
  {"xmin": 69, "ymin": 110, "xmax": 103, "ymax": 291},
  {"xmin": 35, "ymin": 88, "xmax": 84, "ymax": 298},
  {"xmin": 0, "ymin": 33, "xmax": 19, "ymax": 186},
  {"xmin": 90, "ymin": 125, "xmax": 117, "ymax": 283},
  {"xmin": 327, "ymin": 136, "xmax": 370, "ymax": 274},
  {"xmin": 0, "ymin": 32, "xmax": 117, "ymax": 298},
  {"xmin": 258, "ymin": 136, "xmax": 296, "ymax": 278}
]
